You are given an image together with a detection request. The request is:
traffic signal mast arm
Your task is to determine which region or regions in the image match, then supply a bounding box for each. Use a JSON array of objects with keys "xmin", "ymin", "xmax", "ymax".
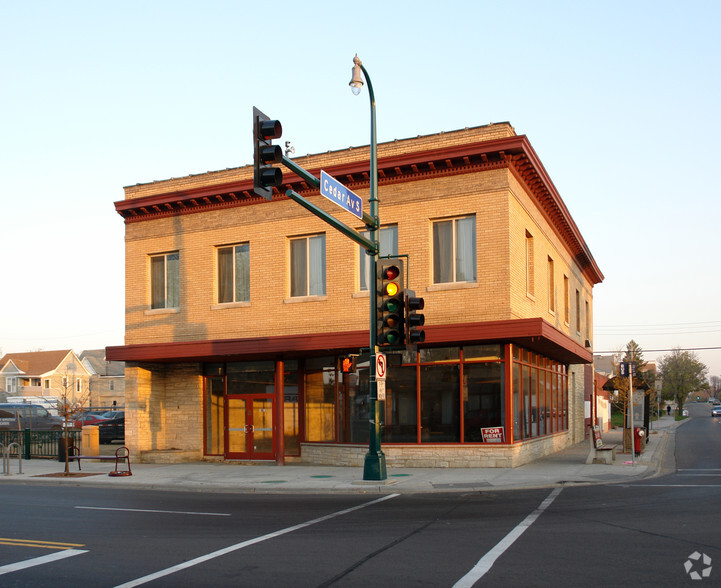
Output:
[
  {"xmin": 285, "ymin": 188, "xmax": 376, "ymax": 254},
  {"xmin": 281, "ymin": 155, "xmax": 377, "ymax": 229}
]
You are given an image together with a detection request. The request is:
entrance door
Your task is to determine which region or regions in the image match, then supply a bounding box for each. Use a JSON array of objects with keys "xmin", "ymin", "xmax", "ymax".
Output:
[{"xmin": 226, "ymin": 395, "xmax": 275, "ymax": 460}]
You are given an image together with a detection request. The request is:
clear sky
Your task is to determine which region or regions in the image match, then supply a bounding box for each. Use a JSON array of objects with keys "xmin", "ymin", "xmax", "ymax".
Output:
[{"xmin": 1, "ymin": 1, "xmax": 719, "ymax": 379}]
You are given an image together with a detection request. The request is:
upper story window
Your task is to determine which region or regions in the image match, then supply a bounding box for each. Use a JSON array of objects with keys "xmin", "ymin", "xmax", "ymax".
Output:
[
  {"xmin": 218, "ymin": 243, "xmax": 250, "ymax": 303},
  {"xmin": 575, "ymin": 289, "xmax": 581, "ymax": 334},
  {"xmin": 290, "ymin": 234, "xmax": 326, "ymax": 297},
  {"xmin": 150, "ymin": 252, "xmax": 179, "ymax": 309},
  {"xmin": 563, "ymin": 275, "xmax": 570, "ymax": 324},
  {"xmin": 360, "ymin": 225, "xmax": 398, "ymax": 291},
  {"xmin": 547, "ymin": 256, "xmax": 555, "ymax": 313},
  {"xmin": 525, "ymin": 230, "xmax": 535, "ymax": 297},
  {"xmin": 433, "ymin": 216, "xmax": 476, "ymax": 284}
]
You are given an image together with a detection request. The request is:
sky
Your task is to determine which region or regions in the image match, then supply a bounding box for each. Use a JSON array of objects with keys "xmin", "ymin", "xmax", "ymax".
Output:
[{"xmin": 1, "ymin": 1, "xmax": 719, "ymax": 379}]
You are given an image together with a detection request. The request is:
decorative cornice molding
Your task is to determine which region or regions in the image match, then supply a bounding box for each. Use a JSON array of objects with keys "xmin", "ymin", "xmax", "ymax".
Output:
[{"xmin": 114, "ymin": 134, "xmax": 602, "ymax": 284}]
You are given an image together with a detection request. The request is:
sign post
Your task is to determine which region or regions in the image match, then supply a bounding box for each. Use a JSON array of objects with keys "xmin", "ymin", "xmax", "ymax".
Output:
[{"xmin": 375, "ymin": 353, "xmax": 386, "ymax": 401}]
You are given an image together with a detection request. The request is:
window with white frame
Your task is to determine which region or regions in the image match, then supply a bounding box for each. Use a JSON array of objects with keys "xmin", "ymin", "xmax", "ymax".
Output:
[
  {"xmin": 218, "ymin": 243, "xmax": 250, "ymax": 303},
  {"xmin": 432, "ymin": 216, "xmax": 476, "ymax": 284},
  {"xmin": 359, "ymin": 225, "xmax": 398, "ymax": 291},
  {"xmin": 290, "ymin": 234, "xmax": 326, "ymax": 297},
  {"xmin": 150, "ymin": 252, "xmax": 179, "ymax": 309}
]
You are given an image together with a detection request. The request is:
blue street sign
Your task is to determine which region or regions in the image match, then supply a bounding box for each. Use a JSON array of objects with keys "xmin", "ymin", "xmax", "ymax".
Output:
[{"xmin": 320, "ymin": 170, "xmax": 363, "ymax": 220}]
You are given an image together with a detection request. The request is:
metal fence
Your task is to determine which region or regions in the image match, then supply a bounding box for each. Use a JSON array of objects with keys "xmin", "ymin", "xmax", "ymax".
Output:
[{"xmin": 0, "ymin": 429, "xmax": 81, "ymax": 460}]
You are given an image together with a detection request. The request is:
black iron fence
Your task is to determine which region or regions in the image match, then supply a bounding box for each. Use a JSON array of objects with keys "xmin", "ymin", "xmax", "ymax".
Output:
[{"xmin": 0, "ymin": 429, "xmax": 81, "ymax": 459}]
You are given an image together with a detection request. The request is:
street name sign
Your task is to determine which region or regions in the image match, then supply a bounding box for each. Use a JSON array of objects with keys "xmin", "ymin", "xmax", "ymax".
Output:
[{"xmin": 320, "ymin": 170, "xmax": 363, "ymax": 220}]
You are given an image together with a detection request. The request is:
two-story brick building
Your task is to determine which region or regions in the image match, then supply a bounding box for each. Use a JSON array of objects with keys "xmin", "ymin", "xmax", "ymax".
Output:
[{"xmin": 106, "ymin": 122, "xmax": 603, "ymax": 467}]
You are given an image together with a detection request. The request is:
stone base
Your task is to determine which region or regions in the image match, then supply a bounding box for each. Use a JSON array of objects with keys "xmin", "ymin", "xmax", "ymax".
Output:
[
  {"xmin": 300, "ymin": 433, "xmax": 571, "ymax": 468},
  {"xmin": 139, "ymin": 449, "xmax": 201, "ymax": 463}
]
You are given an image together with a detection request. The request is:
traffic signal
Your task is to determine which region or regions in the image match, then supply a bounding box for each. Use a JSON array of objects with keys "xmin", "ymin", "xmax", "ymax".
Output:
[
  {"xmin": 341, "ymin": 355, "xmax": 358, "ymax": 373},
  {"xmin": 253, "ymin": 106, "xmax": 283, "ymax": 200},
  {"xmin": 404, "ymin": 289, "xmax": 426, "ymax": 344},
  {"xmin": 377, "ymin": 258, "xmax": 404, "ymax": 346}
]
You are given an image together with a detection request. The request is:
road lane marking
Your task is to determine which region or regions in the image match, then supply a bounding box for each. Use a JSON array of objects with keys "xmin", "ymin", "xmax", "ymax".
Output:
[
  {"xmin": 115, "ymin": 493, "xmax": 400, "ymax": 588},
  {"xmin": 453, "ymin": 488, "xmax": 563, "ymax": 587},
  {"xmin": 0, "ymin": 538, "xmax": 84, "ymax": 549},
  {"xmin": 0, "ymin": 549, "xmax": 88, "ymax": 576},
  {"xmin": 76, "ymin": 506, "xmax": 230, "ymax": 516}
]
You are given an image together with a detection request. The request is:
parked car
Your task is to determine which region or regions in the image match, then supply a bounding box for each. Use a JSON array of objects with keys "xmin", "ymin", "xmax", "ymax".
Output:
[
  {"xmin": 0, "ymin": 403, "xmax": 64, "ymax": 431},
  {"xmin": 100, "ymin": 410, "xmax": 124, "ymax": 420},
  {"xmin": 96, "ymin": 416, "xmax": 124, "ymax": 444},
  {"xmin": 711, "ymin": 405, "xmax": 721, "ymax": 418},
  {"xmin": 72, "ymin": 413, "xmax": 109, "ymax": 428}
]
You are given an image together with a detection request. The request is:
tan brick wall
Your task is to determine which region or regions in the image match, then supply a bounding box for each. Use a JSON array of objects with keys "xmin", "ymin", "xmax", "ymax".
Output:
[{"xmin": 124, "ymin": 164, "xmax": 596, "ymax": 346}]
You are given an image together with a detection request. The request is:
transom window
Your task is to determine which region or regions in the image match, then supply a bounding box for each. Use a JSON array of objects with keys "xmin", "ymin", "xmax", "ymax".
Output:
[
  {"xmin": 432, "ymin": 216, "xmax": 476, "ymax": 284},
  {"xmin": 218, "ymin": 243, "xmax": 250, "ymax": 303},
  {"xmin": 290, "ymin": 234, "xmax": 326, "ymax": 297},
  {"xmin": 150, "ymin": 252, "xmax": 179, "ymax": 309}
]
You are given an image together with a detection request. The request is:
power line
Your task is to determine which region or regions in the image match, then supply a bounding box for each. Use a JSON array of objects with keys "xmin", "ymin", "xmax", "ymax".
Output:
[{"xmin": 594, "ymin": 346, "xmax": 721, "ymax": 354}]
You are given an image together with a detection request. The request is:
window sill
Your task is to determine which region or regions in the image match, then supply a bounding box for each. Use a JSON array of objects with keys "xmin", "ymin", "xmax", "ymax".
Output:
[
  {"xmin": 284, "ymin": 295, "xmax": 328, "ymax": 304},
  {"xmin": 144, "ymin": 307, "xmax": 180, "ymax": 316},
  {"xmin": 426, "ymin": 281, "xmax": 479, "ymax": 292},
  {"xmin": 211, "ymin": 301, "xmax": 250, "ymax": 310},
  {"xmin": 352, "ymin": 290, "xmax": 370, "ymax": 299}
]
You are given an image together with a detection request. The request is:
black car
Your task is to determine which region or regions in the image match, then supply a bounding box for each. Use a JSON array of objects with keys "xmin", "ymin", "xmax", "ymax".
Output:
[{"xmin": 96, "ymin": 416, "xmax": 124, "ymax": 444}]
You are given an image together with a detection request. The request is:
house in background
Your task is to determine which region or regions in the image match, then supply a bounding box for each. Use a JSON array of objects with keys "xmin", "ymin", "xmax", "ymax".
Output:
[
  {"xmin": 79, "ymin": 350, "xmax": 125, "ymax": 409},
  {"xmin": 0, "ymin": 350, "xmax": 90, "ymax": 405}
]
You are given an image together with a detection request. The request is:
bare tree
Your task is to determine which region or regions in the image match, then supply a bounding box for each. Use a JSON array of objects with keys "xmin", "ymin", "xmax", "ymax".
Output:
[{"xmin": 57, "ymin": 370, "xmax": 91, "ymax": 475}]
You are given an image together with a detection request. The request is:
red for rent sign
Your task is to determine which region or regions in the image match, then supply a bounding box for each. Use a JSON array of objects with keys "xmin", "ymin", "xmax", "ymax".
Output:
[{"xmin": 481, "ymin": 427, "xmax": 505, "ymax": 443}]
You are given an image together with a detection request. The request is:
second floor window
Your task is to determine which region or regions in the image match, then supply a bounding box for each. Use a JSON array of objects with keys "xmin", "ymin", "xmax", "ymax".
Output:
[
  {"xmin": 360, "ymin": 225, "xmax": 398, "ymax": 291},
  {"xmin": 433, "ymin": 216, "xmax": 476, "ymax": 284},
  {"xmin": 150, "ymin": 252, "xmax": 179, "ymax": 309},
  {"xmin": 290, "ymin": 234, "xmax": 326, "ymax": 297},
  {"xmin": 218, "ymin": 243, "xmax": 250, "ymax": 303}
]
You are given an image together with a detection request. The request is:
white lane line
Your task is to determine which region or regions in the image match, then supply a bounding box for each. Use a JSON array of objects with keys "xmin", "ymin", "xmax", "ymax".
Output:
[
  {"xmin": 114, "ymin": 493, "xmax": 400, "ymax": 588},
  {"xmin": 453, "ymin": 488, "xmax": 563, "ymax": 588},
  {"xmin": 76, "ymin": 506, "xmax": 230, "ymax": 517},
  {"xmin": 627, "ymin": 484, "xmax": 721, "ymax": 487},
  {"xmin": 0, "ymin": 549, "xmax": 88, "ymax": 576}
]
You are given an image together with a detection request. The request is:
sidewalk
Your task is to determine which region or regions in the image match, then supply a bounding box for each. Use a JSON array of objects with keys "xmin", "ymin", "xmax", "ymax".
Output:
[{"xmin": 0, "ymin": 415, "xmax": 684, "ymax": 495}]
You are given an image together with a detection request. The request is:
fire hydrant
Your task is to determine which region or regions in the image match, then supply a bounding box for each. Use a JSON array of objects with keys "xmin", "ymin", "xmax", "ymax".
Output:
[{"xmin": 634, "ymin": 427, "xmax": 645, "ymax": 453}]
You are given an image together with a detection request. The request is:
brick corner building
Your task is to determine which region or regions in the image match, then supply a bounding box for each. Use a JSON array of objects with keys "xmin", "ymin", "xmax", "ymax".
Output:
[{"xmin": 107, "ymin": 122, "xmax": 603, "ymax": 467}]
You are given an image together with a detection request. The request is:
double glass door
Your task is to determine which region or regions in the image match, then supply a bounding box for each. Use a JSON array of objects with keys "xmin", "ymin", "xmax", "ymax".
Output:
[{"xmin": 226, "ymin": 394, "xmax": 275, "ymax": 460}]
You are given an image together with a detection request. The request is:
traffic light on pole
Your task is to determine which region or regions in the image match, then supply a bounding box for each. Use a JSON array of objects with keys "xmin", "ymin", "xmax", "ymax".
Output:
[
  {"xmin": 405, "ymin": 289, "xmax": 426, "ymax": 345},
  {"xmin": 253, "ymin": 106, "xmax": 283, "ymax": 200},
  {"xmin": 377, "ymin": 258, "xmax": 405, "ymax": 347}
]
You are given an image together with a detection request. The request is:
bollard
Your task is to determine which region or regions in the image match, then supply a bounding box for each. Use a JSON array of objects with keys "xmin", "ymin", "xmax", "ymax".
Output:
[{"xmin": 6, "ymin": 442, "xmax": 22, "ymax": 475}]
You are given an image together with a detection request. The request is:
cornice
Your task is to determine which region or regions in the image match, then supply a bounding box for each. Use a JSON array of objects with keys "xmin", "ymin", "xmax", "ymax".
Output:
[{"xmin": 114, "ymin": 134, "xmax": 602, "ymax": 284}]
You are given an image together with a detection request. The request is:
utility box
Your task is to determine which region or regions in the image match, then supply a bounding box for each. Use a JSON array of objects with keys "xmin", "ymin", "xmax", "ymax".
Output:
[{"xmin": 82, "ymin": 426, "xmax": 99, "ymax": 456}]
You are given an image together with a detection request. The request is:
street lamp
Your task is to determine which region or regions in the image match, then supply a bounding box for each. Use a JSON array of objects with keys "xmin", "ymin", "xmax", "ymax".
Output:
[{"xmin": 350, "ymin": 54, "xmax": 386, "ymax": 481}]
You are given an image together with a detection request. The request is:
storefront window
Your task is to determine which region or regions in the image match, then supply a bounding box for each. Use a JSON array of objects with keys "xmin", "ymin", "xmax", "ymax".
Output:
[
  {"xmin": 339, "ymin": 355, "xmax": 370, "ymax": 443},
  {"xmin": 283, "ymin": 360, "xmax": 300, "ymax": 456},
  {"xmin": 382, "ymin": 364, "xmax": 418, "ymax": 443},
  {"xmin": 304, "ymin": 357, "xmax": 335, "ymax": 442},
  {"xmin": 420, "ymin": 364, "xmax": 460, "ymax": 442},
  {"xmin": 204, "ymin": 377, "xmax": 224, "ymax": 455},
  {"xmin": 463, "ymin": 362, "xmax": 503, "ymax": 442}
]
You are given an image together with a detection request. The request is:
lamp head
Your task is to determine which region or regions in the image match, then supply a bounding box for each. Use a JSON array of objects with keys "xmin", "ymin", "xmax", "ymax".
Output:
[{"xmin": 349, "ymin": 54, "xmax": 364, "ymax": 95}]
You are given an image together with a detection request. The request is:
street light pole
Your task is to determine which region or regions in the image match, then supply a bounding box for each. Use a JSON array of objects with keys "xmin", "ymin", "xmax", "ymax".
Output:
[{"xmin": 350, "ymin": 54, "xmax": 386, "ymax": 481}]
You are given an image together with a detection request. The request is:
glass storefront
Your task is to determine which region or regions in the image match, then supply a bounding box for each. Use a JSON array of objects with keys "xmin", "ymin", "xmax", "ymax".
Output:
[{"xmin": 202, "ymin": 344, "xmax": 569, "ymax": 459}]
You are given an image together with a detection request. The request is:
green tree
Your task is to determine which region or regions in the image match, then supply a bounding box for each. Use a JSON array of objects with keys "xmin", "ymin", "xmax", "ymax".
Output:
[{"xmin": 658, "ymin": 349, "xmax": 708, "ymax": 413}]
